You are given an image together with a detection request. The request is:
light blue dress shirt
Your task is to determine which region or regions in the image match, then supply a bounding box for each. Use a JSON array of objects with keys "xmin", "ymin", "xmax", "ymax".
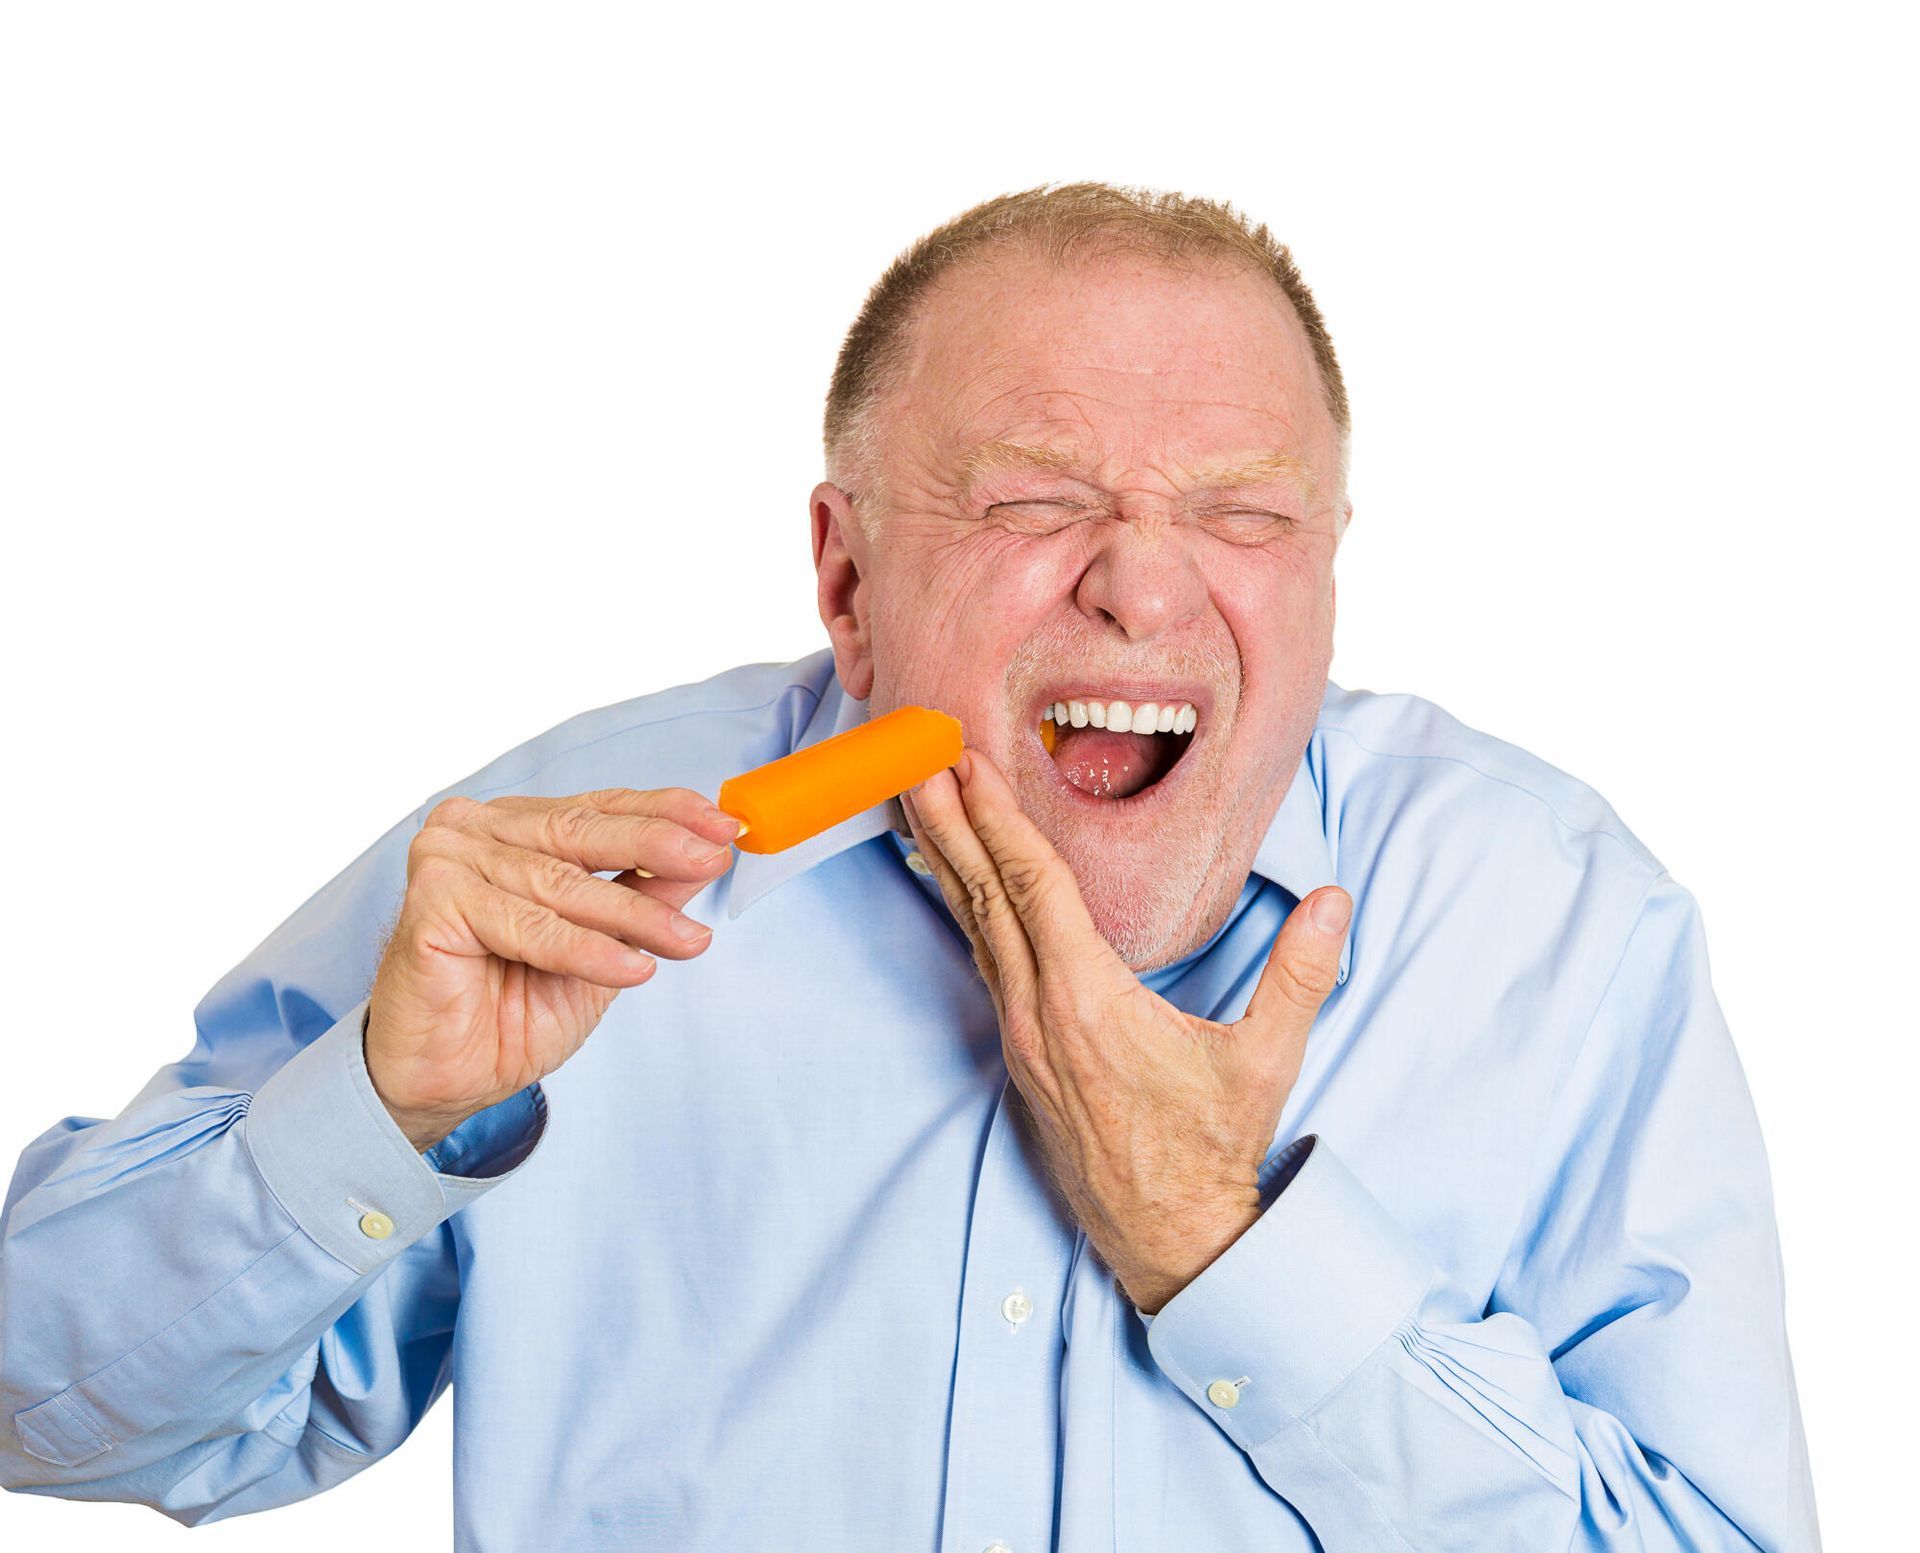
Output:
[{"xmin": 0, "ymin": 646, "xmax": 1818, "ymax": 1549}]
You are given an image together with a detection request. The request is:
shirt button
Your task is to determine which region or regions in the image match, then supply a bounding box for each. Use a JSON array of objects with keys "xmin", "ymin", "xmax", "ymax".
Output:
[
  {"xmin": 1207, "ymin": 1379, "xmax": 1241, "ymax": 1409},
  {"xmin": 1001, "ymin": 1291, "xmax": 1033, "ymax": 1326},
  {"xmin": 358, "ymin": 1210, "xmax": 395, "ymax": 1240},
  {"xmin": 905, "ymin": 850, "xmax": 933, "ymax": 875},
  {"xmin": 982, "ymin": 1544, "xmax": 1014, "ymax": 1553}
]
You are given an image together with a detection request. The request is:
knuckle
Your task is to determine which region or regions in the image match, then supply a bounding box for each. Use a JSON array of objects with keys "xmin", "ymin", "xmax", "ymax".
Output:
[
  {"xmin": 546, "ymin": 804, "xmax": 598, "ymax": 854},
  {"xmin": 629, "ymin": 892, "xmax": 678, "ymax": 941},
  {"xmin": 424, "ymin": 794, "xmax": 478, "ymax": 831},
  {"xmin": 399, "ymin": 895, "xmax": 460, "ymax": 957},
  {"xmin": 407, "ymin": 849, "xmax": 461, "ymax": 893},
  {"xmin": 583, "ymin": 785, "xmax": 671, "ymax": 816},
  {"xmin": 504, "ymin": 891, "xmax": 560, "ymax": 947},
  {"xmin": 644, "ymin": 815, "xmax": 708, "ymax": 867},
  {"xmin": 531, "ymin": 851, "xmax": 582, "ymax": 902},
  {"xmin": 998, "ymin": 856, "xmax": 1049, "ymax": 904},
  {"xmin": 631, "ymin": 814, "xmax": 674, "ymax": 847},
  {"xmin": 1284, "ymin": 957, "xmax": 1339, "ymax": 1003},
  {"xmin": 401, "ymin": 919, "xmax": 441, "ymax": 963},
  {"xmin": 932, "ymin": 874, "xmax": 971, "ymax": 924}
]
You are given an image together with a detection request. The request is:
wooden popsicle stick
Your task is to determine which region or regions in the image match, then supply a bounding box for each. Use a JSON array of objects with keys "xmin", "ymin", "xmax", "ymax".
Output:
[{"xmin": 629, "ymin": 819, "xmax": 750, "ymax": 879}]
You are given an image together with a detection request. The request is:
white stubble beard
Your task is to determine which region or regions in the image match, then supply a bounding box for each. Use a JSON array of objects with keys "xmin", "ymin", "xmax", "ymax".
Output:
[{"xmin": 1018, "ymin": 738, "xmax": 1244, "ymax": 973}]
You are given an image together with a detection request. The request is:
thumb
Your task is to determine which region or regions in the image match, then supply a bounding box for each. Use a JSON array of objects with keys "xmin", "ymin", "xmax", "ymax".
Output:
[{"xmin": 1242, "ymin": 885, "xmax": 1351, "ymax": 1035}]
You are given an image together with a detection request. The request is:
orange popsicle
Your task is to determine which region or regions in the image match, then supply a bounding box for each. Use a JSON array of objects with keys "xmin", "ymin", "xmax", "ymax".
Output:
[{"xmin": 717, "ymin": 705, "xmax": 965, "ymax": 854}]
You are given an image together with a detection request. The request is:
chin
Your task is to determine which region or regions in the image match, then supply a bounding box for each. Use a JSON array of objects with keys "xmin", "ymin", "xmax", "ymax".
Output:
[
  {"xmin": 1058, "ymin": 832, "xmax": 1226, "ymax": 973},
  {"xmin": 1003, "ymin": 727, "xmax": 1241, "ymax": 972}
]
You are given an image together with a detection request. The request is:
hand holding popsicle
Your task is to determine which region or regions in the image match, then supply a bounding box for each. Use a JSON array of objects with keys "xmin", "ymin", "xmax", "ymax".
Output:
[
  {"xmin": 365, "ymin": 708, "xmax": 962, "ymax": 1150},
  {"xmin": 365, "ymin": 786, "xmax": 741, "ymax": 1151}
]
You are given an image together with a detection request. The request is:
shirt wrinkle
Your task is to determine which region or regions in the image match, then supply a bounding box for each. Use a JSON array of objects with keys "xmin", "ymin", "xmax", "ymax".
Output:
[{"xmin": 0, "ymin": 647, "xmax": 1817, "ymax": 1550}]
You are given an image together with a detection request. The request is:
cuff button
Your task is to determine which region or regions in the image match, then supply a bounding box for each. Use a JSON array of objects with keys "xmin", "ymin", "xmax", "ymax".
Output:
[
  {"xmin": 1206, "ymin": 1379, "xmax": 1241, "ymax": 1409},
  {"xmin": 359, "ymin": 1209, "xmax": 395, "ymax": 1240}
]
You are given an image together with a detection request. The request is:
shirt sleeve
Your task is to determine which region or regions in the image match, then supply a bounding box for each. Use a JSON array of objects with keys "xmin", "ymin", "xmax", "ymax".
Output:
[
  {"xmin": 0, "ymin": 802, "xmax": 547, "ymax": 1525},
  {"xmin": 1140, "ymin": 873, "xmax": 1821, "ymax": 1551}
]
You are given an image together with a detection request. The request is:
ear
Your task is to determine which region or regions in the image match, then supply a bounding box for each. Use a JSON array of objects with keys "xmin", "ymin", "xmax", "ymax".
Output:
[{"xmin": 811, "ymin": 481, "xmax": 875, "ymax": 700}]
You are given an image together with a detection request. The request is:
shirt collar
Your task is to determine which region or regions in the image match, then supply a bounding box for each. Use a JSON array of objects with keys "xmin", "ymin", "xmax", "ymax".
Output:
[
  {"xmin": 725, "ymin": 677, "xmax": 901, "ymax": 920},
  {"xmin": 723, "ymin": 674, "xmax": 1352, "ymax": 986}
]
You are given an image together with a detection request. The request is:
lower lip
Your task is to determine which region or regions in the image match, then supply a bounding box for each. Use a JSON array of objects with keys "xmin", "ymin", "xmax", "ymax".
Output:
[{"xmin": 1028, "ymin": 719, "xmax": 1203, "ymax": 815}]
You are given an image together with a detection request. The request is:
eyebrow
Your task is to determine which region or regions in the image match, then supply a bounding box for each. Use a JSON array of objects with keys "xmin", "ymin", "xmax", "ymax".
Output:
[{"xmin": 957, "ymin": 439, "xmax": 1318, "ymax": 498}]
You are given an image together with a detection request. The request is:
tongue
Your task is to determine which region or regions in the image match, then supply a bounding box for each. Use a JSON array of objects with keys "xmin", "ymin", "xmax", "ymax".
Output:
[{"xmin": 1051, "ymin": 726, "xmax": 1166, "ymax": 799}]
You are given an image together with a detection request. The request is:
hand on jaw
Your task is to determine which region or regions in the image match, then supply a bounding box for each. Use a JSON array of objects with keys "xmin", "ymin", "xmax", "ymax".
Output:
[{"xmin": 901, "ymin": 747, "xmax": 1352, "ymax": 1316}]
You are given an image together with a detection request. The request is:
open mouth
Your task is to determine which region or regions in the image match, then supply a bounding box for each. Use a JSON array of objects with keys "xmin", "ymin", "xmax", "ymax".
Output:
[{"xmin": 1036, "ymin": 696, "xmax": 1201, "ymax": 803}]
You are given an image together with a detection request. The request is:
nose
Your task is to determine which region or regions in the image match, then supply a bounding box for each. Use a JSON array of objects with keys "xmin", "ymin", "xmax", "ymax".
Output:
[{"xmin": 1072, "ymin": 514, "xmax": 1209, "ymax": 643}]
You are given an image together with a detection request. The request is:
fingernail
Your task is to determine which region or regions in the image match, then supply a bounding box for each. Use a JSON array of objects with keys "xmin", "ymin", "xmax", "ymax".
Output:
[
  {"xmin": 1310, "ymin": 889, "xmax": 1352, "ymax": 934},
  {"xmin": 671, "ymin": 912, "xmax": 711, "ymax": 943},
  {"xmin": 682, "ymin": 834, "xmax": 725, "ymax": 863},
  {"xmin": 954, "ymin": 751, "xmax": 974, "ymax": 785}
]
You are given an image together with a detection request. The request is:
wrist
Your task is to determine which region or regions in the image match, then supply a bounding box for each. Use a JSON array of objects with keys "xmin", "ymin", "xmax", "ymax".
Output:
[
  {"xmin": 386, "ymin": 1105, "xmax": 469, "ymax": 1155},
  {"xmin": 1122, "ymin": 1189, "xmax": 1263, "ymax": 1315},
  {"xmin": 360, "ymin": 1014, "xmax": 476, "ymax": 1154}
]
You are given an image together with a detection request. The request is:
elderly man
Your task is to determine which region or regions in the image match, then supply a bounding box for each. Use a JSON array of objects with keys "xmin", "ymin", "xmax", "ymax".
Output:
[{"xmin": 1, "ymin": 183, "xmax": 1818, "ymax": 1550}]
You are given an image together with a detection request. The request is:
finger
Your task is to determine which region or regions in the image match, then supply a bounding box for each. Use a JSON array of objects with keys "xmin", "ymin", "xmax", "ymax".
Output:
[
  {"xmin": 1241, "ymin": 885, "xmax": 1351, "ymax": 1041},
  {"xmin": 908, "ymin": 763, "xmax": 1040, "ymax": 1007},
  {"xmin": 610, "ymin": 868, "xmax": 723, "ymax": 915},
  {"xmin": 443, "ymin": 875, "xmax": 659, "ymax": 988},
  {"xmin": 453, "ymin": 791, "xmax": 741, "ymax": 880},
  {"xmin": 900, "ymin": 788, "xmax": 1006, "ymax": 1018},
  {"xmin": 466, "ymin": 840, "xmax": 715, "ymax": 959},
  {"xmin": 950, "ymin": 748, "xmax": 1109, "ymax": 971}
]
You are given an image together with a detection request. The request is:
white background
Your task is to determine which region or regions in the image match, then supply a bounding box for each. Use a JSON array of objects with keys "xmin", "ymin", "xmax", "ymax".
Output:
[{"xmin": 1, "ymin": 3, "xmax": 1910, "ymax": 1547}]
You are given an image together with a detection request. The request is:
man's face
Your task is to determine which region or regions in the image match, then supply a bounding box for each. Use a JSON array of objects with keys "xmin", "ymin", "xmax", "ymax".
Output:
[{"xmin": 813, "ymin": 247, "xmax": 1349, "ymax": 971}]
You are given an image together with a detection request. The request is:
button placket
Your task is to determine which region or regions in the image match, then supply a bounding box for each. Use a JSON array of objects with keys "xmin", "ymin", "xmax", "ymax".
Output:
[{"xmin": 937, "ymin": 1079, "xmax": 1076, "ymax": 1553}]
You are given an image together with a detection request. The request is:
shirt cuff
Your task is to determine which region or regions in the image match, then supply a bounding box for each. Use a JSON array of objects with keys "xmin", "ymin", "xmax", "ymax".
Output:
[
  {"xmin": 1134, "ymin": 1134, "xmax": 1318, "ymax": 1331},
  {"xmin": 243, "ymin": 996, "xmax": 548, "ymax": 1274},
  {"xmin": 1143, "ymin": 1135, "xmax": 1436, "ymax": 1452}
]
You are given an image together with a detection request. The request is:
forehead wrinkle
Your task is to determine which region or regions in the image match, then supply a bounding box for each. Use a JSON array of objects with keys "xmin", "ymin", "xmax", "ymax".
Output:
[{"xmin": 956, "ymin": 437, "xmax": 1319, "ymax": 502}]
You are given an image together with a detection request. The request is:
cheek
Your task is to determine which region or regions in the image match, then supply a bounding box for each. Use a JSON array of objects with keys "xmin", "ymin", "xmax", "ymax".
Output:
[
  {"xmin": 1216, "ymin": 544, "xmax": 1330, "ymax": 632},
  {"xmin": 865, "ymin": 534, "xmax": 1058, "ymax": 704},
  {"xmin": 1214, "ymin": 549, "xmax": 1336, "ymax": 698},
  {"xmin": 885, "ymin": 533, "xmax": 1065, "ymax": 650}
]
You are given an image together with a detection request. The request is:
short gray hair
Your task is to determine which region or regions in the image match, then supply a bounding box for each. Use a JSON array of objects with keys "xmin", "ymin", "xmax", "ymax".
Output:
[{"xmin": 823, "ymin": 180, "xmax": 1352, "ymax": 536}]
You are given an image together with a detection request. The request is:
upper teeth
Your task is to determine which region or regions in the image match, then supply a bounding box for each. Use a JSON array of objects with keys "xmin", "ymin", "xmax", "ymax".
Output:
[{"xmin": 1043, "ymin": 697, "xmax": 1198, "ymax": 735}]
